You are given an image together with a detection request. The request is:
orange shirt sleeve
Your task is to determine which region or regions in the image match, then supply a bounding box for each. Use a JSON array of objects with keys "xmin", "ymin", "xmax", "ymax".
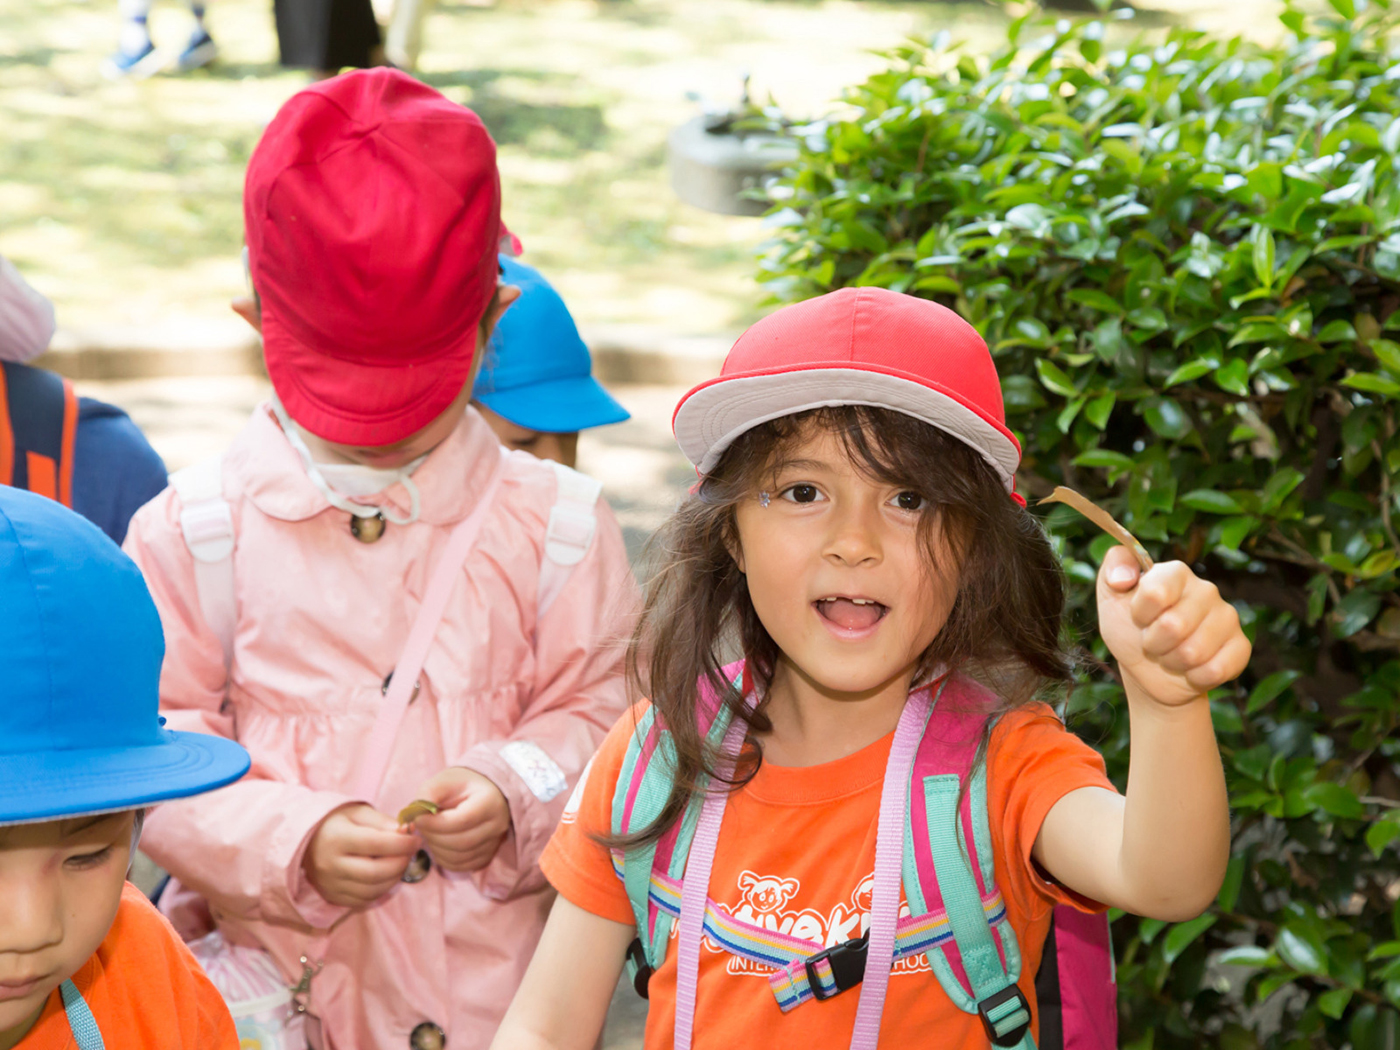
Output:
[
  {"xmin": 987, "ymin": 703, "xmax": 1119, "ymax": 918},
  {"xmin": 539, "ymin": 706, "xmax": 647, "ymax": 926}
]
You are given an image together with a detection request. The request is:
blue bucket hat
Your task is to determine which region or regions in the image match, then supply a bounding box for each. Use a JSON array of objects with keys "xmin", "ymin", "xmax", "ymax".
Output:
[
  {"xmin": 472, "ymin": 255, "xmax": 630, "ymax": 433},
  {"xmin": 0, "ymin": 487, "xmax": 249, "ymax": 825}
]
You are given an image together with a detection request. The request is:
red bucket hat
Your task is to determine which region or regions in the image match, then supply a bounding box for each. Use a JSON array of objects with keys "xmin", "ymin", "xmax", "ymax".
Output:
[
  {"xmin": 246, "ymin": 68, "xmax": 504, "ymax": 447},
  {"xmin": 672, "ymin": 288, "xmax": 1022, "ymax": 492}
]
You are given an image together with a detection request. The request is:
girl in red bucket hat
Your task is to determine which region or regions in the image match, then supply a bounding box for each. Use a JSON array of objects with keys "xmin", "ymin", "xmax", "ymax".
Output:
[
  {"xmin": 122, "ymin": 69, "xmax": 637, "ymax": 1050},
  {"xmin": 494, "ymin": 287, "xmax": 1251, "ymax": 1050}
]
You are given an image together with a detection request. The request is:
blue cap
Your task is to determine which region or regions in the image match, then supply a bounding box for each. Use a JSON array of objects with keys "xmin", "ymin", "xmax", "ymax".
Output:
[
  {"xmin": 473, "ymin": 256, "xmax": 630, "ymax": 433},
  {"xmin": 0, "ymin": 487, "xmax": 249, "ymax": 825}
]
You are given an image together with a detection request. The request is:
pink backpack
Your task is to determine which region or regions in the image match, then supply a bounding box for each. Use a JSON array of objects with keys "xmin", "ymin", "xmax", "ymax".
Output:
[{"xmin": 610, "ymin": 661, "xmax": 1118, "ymax": 1049}]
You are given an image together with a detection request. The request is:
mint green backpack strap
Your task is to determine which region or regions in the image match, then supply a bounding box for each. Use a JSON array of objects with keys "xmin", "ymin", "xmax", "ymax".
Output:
[
  {"xmin": 613, "ymin": 704, "xmax": 661, "ymax": 951},
  {"xmin": 614, "ymin": 698, "xmax": 738, "ymax": 982},
  {"xmin": 914, "ymin": 769, "xmax": 1035, "ymax": 1049},
  {"xmin": 900, "ymin": 691, "xmax": 1035, "ymax": 1050}
]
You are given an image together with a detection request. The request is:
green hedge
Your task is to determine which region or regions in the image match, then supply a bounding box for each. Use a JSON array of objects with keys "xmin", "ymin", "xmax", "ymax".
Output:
[{"xmin": 759, "ymin": 3, "xmax": 1400, "ymax": 1047}]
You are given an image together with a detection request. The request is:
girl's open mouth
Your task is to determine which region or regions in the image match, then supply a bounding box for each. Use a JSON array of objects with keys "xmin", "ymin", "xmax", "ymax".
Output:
[{"xmin": 814, "ymin": 596, "xmax": 888, "ymax": 632}]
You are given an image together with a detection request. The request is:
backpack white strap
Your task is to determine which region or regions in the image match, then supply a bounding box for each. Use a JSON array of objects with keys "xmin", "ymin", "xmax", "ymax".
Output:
[
  {"xmin": 170, "ymin": 456, "xmax": 236, "ymax": 669},
  {"xmin": 537, "ymin": 461, "xmax": 603, "ymax": 618}
]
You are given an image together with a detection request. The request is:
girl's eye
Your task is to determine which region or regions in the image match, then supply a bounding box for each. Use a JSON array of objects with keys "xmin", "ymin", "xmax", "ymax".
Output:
[
  {"xmin": 891, "ymin": 491, "xmax": 927, "ymax": 512},
  {"xmin": 65, "ymin": 846, "xmax": 113, "ymax": 872},
  {"xmin": 780, "ymin": 484, "xmax": 824, "ymax": 504}
]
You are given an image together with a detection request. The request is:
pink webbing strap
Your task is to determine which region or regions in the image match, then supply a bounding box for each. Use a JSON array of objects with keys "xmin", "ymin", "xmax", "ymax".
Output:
[
  {"xmin": 350, "ymin": 454, "xmax": 507, "ymax": 802},
  {"xmin": 673, "ymin": 703, "xmax": 750, "ymax": 1050},
  {"xmin": 849, "ymin": 687, "xmax": 933, "ymax": 1050}
]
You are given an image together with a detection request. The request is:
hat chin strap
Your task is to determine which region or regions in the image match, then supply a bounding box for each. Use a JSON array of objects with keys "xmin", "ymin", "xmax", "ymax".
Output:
[{"xmin": 271, "ymin": 397, "xmax": 424, "ymax": 526}]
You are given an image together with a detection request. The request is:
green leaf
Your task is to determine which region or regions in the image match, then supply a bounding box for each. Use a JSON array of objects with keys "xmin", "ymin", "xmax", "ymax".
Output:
[
  {"xmin": 1089, "ymin": 317, "xmax": 1128, "ymax": 363},
  {"xmin": 1067, "ymin": 288, "xmax": 1124, "ymax": 314},
  {"xmin": 1343, "ymin": 373, "xmax": 1400, "ymax": 398},
  {"xmin": 1334, "ymin": 589, "xmax": 1382, "ymax": 638},
  {"xmin": 1162, "ymin": 914, "xmax": 1217, "ymax": 964},
  {"xmin": 1372, "ymin": 339, "xmax": 1400, "ymax": 376},
  {"xmin": 1084, "ymin": 392, "xmax": 1116, "ymax": 430},
  {"xmin": 1035, "ymin": 357, "xmax": 1078, "ymax": 397},
  {"xmin": 1367, "ymin": 816, "xmax": 1400, "ymax": 856},
  {"xmin": 1217, "ymin": 855, "xmax": 1246, "ymax": 912},
  {"xmin": 1261, "ymin": 468, "xmax": 1304, "ymax": 513},
  {"xmin": 1233, "ymin": 743, "xmax": 1273, "ymax": 782},
  {"xmin": 1138, "ymin": 917, "xmax": 1167, "ymax": 944},
  {"xmin": 1001, "ymin": 375, "xmax": 1046, "ymax": 414},
  {"xmin": 1247, "ymin": 670, "xmax": 1302, "ymax": 713},
  {"xmin": 1071, "ymin": 449, "xmax": 1137, "ymax": 472},
  {"xmin": 1218, "ymin": 516, "xmax": 1258, "ymax": 550},
  {"xmin": 1306, "ymin": 574, "xmax": 1329, "ymax": 625},
  {"xmin": 1303, "ymin": 782, "xmax": 1365, "ymax": 819},
  {"xmin": 1142, "ymin": 397, "xmax": 1192, "ymax": 440},
  {"xmin": 1319, "ymin": 988, "xmax": 1354, "ymax": 1020},
  {"xmin": 1180, "ymin": 490, "xmax": 1246, "ymax": 514},
  {"xmin": 1276, "ymin": 925, "xmax": 1326, "ymax": 974},
  {"xmin": 1057, "ymin": 396, "xmax": 1086, "ymax": 433},
  {"xmin": 1165, "ymin": 356, "xmax": 1222, "ymax": 387},
  {"xmin": 1317, "ymin": 320, "xmax": 1358, "ymax": 343},
  {"xmin": 1215, "ymin": 358, "xmax": 1251, "ymax": 396},
  {"xmin": 1252, "ymin": 225, "xmax": 1276, "ymax": 289},
  {"xmin": 1127, "ymin": 307, "xmax": 1168, "ymax": 334},
  {"xmin": 1217, "ymin": 945, "xmax": 1273, "ymax": 967}
]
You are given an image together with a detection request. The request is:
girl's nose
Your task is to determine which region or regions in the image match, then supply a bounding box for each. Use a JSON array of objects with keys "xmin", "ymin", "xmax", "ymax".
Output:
[{"xmin": 823, "ymin": 499, "xmax": 883, "ymax": 566}]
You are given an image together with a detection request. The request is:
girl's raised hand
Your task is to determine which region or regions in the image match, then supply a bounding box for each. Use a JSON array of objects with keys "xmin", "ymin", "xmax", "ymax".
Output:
[{"xmin": 1096, "ymin": 545, "xmax": 1252, "ymax": 707}]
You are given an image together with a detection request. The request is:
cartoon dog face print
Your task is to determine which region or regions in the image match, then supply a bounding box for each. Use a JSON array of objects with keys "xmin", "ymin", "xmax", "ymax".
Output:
[
  {"xmin": 738, "ymin": 871, "xmax": 801, "ymax": 914},
  {"xmin": 851, "ymin": 874, "xmax": 875, "ymax": 914}
]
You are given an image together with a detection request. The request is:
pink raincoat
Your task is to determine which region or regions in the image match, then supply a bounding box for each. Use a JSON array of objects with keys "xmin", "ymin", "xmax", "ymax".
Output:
[{"xmin": 124, "ymin": 404, "xmax": 637, "ymax": 1050}]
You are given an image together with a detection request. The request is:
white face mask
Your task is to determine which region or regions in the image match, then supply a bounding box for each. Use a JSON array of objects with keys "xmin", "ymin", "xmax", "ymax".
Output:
[{"xmin": 271, "ymin": 397, "xmax": 427, "ymax": 526}]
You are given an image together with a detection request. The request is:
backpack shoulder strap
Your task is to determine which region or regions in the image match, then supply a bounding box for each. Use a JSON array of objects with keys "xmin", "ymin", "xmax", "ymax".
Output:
[
  {"xmin": 537, "ymin": 460, "xmax": 603, "ymax": 618},
  {"xmin": 169, "ymin": 455, "xmax": 236, "ymax": 669},
  {"xmin": 0, "ymin": 361, "xmax": 78, "ymax": 506},
  {"xmin": 612, "ymin": 662, "xmax": 745, "ymax": 987},
  {"xmin": 903, "ymin": 675, "xmax": 1036, "ymax": 1049}
]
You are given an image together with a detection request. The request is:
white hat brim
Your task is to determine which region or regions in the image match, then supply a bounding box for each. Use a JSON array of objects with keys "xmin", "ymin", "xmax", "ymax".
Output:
[{"xmin": 673, "ymin": 368, "xmax": 1020, "ymax": 490}]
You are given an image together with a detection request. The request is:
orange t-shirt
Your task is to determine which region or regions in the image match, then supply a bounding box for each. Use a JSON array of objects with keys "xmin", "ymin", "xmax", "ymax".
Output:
[
  {"xmin": 541, "ymin": 701, "xmax": 1116, "ymax": 1050},
  {"xmin": 19, "ymin": 883, "xmax": 238, "ymax": 1050}
]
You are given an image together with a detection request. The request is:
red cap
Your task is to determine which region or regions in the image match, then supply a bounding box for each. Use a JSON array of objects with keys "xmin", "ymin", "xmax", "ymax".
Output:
[
  {"xmin": 672, "ymin": 288, "xmax": 1021, "ymax": 490},
  {"xmin": 246, "ymin": 69, "xmax": 503, "ymax": 446}
]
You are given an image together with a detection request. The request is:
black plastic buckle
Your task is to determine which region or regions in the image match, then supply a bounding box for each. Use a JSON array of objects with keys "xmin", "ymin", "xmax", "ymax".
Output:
[
  {"xmin": 803, "ymin": 933, "xmax": 869, "ymax": 1001},
  {"xmin": 977, "ymin": 985, "xmax": 1033, "ymax": 1047},
  {"xmin": 626, "ymin": 938, "xmax": 653, "ymax": 999}
]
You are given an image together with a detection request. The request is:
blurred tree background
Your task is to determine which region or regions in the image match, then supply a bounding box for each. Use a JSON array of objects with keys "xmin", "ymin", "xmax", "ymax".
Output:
[{"xmin": 759, "ymin": 2, "xmax": 1400, "ymax": 1046}]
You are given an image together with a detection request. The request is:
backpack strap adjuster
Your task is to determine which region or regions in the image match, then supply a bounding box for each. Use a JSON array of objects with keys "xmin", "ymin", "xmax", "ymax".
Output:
[
  {"xmin": 625, "ymin": 937, "xmax": 653, "ymax": 999},
  {"xmin": 803, "ymin": 933, "xmax": 869, "ymax": 1001},
  {"xmin": 977, "ymin": 984, "xmax": 1032, "ymax": 1047}
]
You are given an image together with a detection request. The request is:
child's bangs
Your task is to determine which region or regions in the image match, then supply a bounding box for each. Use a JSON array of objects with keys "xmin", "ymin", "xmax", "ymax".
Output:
[{"xmin": 740, "ymin": 405, "xmax": 961, "ymax": 502}]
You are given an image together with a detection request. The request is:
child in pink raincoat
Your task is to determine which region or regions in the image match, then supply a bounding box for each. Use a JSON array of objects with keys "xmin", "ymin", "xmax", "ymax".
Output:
[{"xmin": 123, "ymin": 69, "xmax": 637, "ymax": 1050}]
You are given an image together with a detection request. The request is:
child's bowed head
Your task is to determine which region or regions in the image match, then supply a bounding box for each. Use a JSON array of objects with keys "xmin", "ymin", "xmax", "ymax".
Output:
[
  {"xmin": 0, "ymin": 488, "xmax": 249, "ymax": 1043},
  {"xmin": 244, "ymin": 68, "xmax": 516, "ymax": 450}
]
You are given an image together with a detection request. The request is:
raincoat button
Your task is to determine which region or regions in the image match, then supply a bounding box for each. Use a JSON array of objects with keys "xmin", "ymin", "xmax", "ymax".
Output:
[
  {"xmin": 350, "ymin": 512, "xmax": 386, "ymax": 543},
  {"xmin": 409, "ymin": 1021, "xmax": 446, "ymax": 1049},
  {"xmin": 402, "ymin": 849, "xmax": 432, "ymax": 883}
]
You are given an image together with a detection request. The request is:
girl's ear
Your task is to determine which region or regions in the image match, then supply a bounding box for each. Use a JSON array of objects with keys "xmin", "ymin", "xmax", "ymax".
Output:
[{"xmin": 724, "ymin": 528, "xmax": 746, "ymax": 574}]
